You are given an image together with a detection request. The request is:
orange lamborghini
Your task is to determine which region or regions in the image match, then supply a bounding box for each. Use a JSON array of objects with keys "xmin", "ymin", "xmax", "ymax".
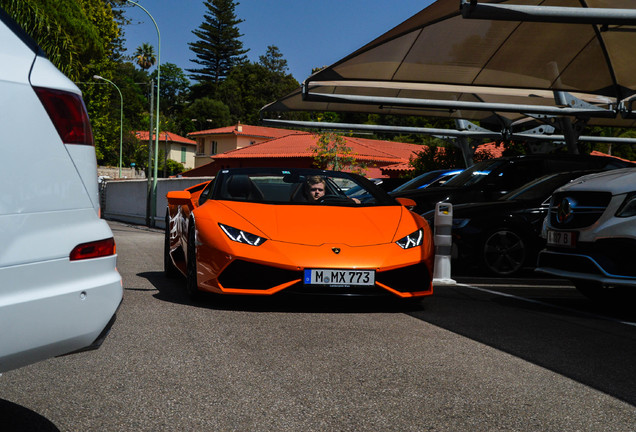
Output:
[{"xmin": 164, "ymin": 168, "xmax": 434, "ymax": 300}]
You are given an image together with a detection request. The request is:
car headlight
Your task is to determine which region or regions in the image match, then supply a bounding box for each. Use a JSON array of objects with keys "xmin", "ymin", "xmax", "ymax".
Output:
[
  {"xmin": 219, "ymin": 223, "xmax": 267, "ymax": 246},
  {"xmin": 616, "ymin": 192, "xmax": 636, "ymax": 218},
  {"xmin": 396, "ymin": 228, "xmax": 423, "ymax": 249}
]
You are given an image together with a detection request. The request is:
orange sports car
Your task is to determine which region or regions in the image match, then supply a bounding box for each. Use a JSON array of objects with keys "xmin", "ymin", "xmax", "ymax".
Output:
[{"xmin": 164, "ymin": 168, "xmax": 434, "ymax": 300}]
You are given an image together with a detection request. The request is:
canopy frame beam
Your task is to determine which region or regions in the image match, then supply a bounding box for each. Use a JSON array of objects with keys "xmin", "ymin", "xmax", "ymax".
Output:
[
  {"xmin": 300, "ymin": 85, "xmax": 618, "ymax": 119},
  {"xmin": 460, "ymin": 0, "xmax": 636, "ymax": 25},
  {"xmin": 261, "ymin": 118, "xmax": 636, "ymax": 146}
]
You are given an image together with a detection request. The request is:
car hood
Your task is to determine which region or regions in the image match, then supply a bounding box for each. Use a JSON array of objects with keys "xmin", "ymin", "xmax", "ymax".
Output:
[
  {"xmin": 555, "ymin": 168, "xmax": 636, "ymax": 195},
  {"xmin": 216, "ymin": 202, "xmax": 407, "ymax": 246}
]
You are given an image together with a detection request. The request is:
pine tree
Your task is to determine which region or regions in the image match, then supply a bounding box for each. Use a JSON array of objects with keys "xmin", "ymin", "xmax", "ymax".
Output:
[
  {"xmin": 259, "ymin": 45, "xmax": 288, "ymax": 74},
  {"xmin": 188, "ymin": 0, "xmax": 248, "ymax": 93}
]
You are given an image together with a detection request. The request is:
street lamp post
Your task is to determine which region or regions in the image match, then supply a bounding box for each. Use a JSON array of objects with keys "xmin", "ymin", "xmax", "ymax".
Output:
[
  {"xmin": 94, "ymin": 75, "xmax": 123, "ymax": 178},
  {"xmin": 126, "ymin": 0, "xmax": 161, "ymax": 227}
]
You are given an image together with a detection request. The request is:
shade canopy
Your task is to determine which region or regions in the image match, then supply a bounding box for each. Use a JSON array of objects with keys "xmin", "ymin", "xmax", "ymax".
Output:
[{"xmin": 263, "ymin": 0, "xmax": 636, "ymax": 130}]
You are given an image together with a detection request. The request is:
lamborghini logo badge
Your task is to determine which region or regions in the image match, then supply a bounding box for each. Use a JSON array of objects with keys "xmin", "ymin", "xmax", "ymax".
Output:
[{"xmin": 332, "ymin": 247, "xmax": 341, "ymax": 254}]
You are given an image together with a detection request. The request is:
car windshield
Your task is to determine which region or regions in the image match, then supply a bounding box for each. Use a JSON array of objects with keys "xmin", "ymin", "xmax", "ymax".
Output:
[
  {"xmin": 211, "ymin": 168, "xmax": 397, "ymax": 206},
  {"xmin": 391, "ymin": 170, "xmax": 462, "ymax": 193},
  {"xmin": 443, "ymin": 160, "xmax": 505, "ymax": 187},
  {"xmin": 500, "ymin": 172, "xmax": 593, "ymax": 202}
]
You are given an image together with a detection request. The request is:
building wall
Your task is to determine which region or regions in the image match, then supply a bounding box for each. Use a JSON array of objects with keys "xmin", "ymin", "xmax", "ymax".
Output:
[
  {"xmin": 193, "ymin": 134, "xmax": 273, "ymax": 168},
  {"xmin": 236, "ymin": 136, "xmax": 258, "ymax": 149},
  {"xmin": 102, "ymin": 177, "xmax": 212, "ymax": 228},
  {"xmin": 164, "ymin": 142, "xmax": 196, "ymax": 169}
]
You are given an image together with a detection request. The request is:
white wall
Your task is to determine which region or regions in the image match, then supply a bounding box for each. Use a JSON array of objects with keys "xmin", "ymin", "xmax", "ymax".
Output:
[{"xmin": 102, "ymin": 177, "xmax": 212, "ymax": 229}]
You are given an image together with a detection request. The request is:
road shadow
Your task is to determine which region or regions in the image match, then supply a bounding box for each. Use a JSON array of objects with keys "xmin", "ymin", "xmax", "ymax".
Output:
[
  {"xmin": 0, "ymin": 399, "xmax": 60, "ymax": 432},
  {"xmin": 138, "ymin": 271, "xmax": 430, "ymax": 314},
  {"xmin": 409, "ymin": 284, "xmax": 636, "ymax": 407}
]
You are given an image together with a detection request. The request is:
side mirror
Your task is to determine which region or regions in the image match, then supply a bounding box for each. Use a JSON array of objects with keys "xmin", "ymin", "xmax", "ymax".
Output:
[
  {"xmin": 395, "ymin": 197, "xmax": 417, "ymax": 210},
  {"xmin": 167, "ymin": 190, "xmax": 192, "ymax": 206}
]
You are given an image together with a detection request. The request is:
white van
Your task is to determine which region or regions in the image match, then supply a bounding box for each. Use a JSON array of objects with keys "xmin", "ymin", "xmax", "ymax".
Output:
[
  {"xmin": 536, "ymin": 168, "xmax": 636, "ymax": 300},
  {"xmin": 0, "ymin": 8, "xmax": 122, "ymax": 372}
]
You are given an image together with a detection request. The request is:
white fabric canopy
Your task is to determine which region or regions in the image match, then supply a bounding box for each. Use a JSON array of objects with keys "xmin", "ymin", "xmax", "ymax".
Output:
[{"xmin": 263, "ymin": 0, "xmax": 636, "ymax": 129}]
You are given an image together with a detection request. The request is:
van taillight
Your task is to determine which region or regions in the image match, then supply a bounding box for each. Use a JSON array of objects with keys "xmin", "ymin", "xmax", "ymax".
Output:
[
  {"xmin": 34, "ymin": 87, "xmax": 94, "ymax": 146},
  {"xmin": 70, "ymin": 238, "xmax": 116, "ymax": 261}
]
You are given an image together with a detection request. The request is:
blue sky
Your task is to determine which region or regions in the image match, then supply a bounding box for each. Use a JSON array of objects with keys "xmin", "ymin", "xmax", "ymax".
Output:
[{"xmin": 121, "ymin": 1, "xmax": 434, "ymax": 83}]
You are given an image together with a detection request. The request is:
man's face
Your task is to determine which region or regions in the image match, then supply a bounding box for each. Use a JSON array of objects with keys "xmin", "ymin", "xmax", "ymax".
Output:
[{"xmin": 309, "ymin": 182, "xmax": 325, "ymax": 201}]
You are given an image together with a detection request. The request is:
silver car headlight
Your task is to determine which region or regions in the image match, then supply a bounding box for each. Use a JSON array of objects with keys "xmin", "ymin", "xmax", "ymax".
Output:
[
  {"xmin": 396, "ymin": 228, "xmax": 423, "ymax": 249},
  {"xmin": 616, "ymin": 192, "xmax": 636, "ymax": 218},
  {"xmin": 219, "ymin": 223, "xmax": 267, "ymax": 246}
]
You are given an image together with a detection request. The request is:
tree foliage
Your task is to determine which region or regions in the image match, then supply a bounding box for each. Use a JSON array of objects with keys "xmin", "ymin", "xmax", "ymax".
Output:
[
  {"xmin": 218, "ymin": 58, "xmax": 298, "ymax": 125},
  {"xmin": 310, "ymin": 132, "xmax": 366, "ymax": 174},
  {"xmin": 185, "ymin": 97, "xmax": 231, "ymax": 131},
  {"xmin": 0, "ymin": 0, "xmax": 121, "ymax": 81},
  {"xmin": 408, "ymin": 145, "xmax": 464, "ymax": 175},
  {"xmin": 133, "ymin": 42, "xmax": 155, "ymax": 70},
  {"xmin": 150, "ymin": 63, "xmax": 190, "ymax": 114},
  {"xmin": 259, "ymin": 45, "xmax": 288, "ymax": 74},
  {"xmin": 188, "ymin": 0, "xmax": 248, "ymax": 94}
]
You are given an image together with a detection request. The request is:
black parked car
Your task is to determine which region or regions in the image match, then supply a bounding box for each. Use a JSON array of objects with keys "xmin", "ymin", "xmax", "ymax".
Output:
[
  {"xmin": 423, "ymin": 170, "xmax": 604, "ymax": 276},
  {"xmin": 393, "ymin": 154, "xmax": 634, "ymax": 214}
]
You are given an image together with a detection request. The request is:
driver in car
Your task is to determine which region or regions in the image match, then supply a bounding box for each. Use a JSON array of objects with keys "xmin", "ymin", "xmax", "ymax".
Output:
[
  {"xmin": 305, "ymin": 175, "xmax": 326, "ymax": 202},
  {"xmin": 303, "ymin": 175, "xmax": 361, "ymax": 204}
]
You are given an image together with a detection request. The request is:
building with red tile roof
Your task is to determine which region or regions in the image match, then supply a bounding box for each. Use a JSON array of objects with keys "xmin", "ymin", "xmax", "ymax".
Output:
[
  {"xmin": 135, "ymin": 131, "xmax": 197, "ymax": 169},
  {"xmin": 187, "ymin": 123, "xmax": 305, "ymax": 168},
  {"xmin": 182, "ymin": 122, "xmax": 513, "ymax": 178},
  {"xmin": 182, "ymin": 132, "xmax": 425, "ymax": 178}
]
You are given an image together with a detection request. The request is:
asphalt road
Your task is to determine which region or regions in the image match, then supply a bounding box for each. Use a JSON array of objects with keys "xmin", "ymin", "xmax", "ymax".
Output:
[{"xmin": 1, "ymin": 221, "xmax": 635, "ymax": 431}]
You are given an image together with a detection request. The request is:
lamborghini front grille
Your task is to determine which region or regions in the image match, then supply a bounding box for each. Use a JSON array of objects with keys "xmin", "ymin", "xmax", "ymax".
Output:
[
  {"xmin": 376, "ymin": 263, "xmax": 432, "ymax": 293},
  {"xmin": 218, "ymin": 259, "xmax": 302, "ymax": 290}
]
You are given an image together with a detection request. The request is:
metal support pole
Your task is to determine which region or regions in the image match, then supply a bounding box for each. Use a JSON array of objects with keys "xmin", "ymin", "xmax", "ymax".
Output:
[{"xmin": 146, "ymin": 79, "xmax": 154, "ymax": 226}]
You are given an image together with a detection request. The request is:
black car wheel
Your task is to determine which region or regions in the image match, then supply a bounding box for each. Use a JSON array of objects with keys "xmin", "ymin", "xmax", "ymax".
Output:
[
  {"xmin": 482, "ymin": 229, "xmax": 527, "ymax": 276},
  {"xmin": 164, "ymin": 212, "xmax": 179, "ymax": 278},
  {"xmin": 186, "ymin": 221, "xmax": 202, "ymax": 300}
]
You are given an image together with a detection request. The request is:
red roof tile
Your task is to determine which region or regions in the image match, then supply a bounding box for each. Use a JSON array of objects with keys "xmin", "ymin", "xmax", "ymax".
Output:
[
  {"xmin": 211, "ymin": 132, "xmax": 423, "ymax": 163},
  {"xmin": 135, "ymin": 131, "xmax": 196, "ymax": 145},
  {"xmin": 188, "ymin": 123, "xmax": 305, "ymax": 139},
  {"xmin": 381, "ymin": 162, "xmax": 412, "ymax": 172}
]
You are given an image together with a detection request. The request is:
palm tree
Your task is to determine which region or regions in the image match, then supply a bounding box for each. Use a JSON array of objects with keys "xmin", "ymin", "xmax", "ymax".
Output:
[{"xmin": 134, "ymin": 43, "xmax": 156, "ymax": 70}]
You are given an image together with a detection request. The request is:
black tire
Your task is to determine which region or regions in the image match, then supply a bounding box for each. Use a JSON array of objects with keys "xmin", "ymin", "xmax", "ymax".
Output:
[
  {"xmin": 186, "ymin": 221, "xmax": 203, "ymax": 301},
  {"xmin": 482, "ymin": 229, "xmax": 527, "ymax": 276},
  {"xmin": 164, "ymin": 213, "xmax": 179, "ymax": 278}
]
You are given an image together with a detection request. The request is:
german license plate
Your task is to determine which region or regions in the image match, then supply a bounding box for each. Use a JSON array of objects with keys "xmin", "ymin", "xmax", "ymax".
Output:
[
  {"xmin": 304, "ymin": 269, "xmax": 375, "ymax": 286},
  {"xmin": 547, "ymin": 230, "xmax": 576, "ymax": 247}
]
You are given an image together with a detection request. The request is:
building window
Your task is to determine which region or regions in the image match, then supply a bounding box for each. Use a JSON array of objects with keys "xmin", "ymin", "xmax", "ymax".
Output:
[
  {"xmin": 197, "ymin": 140, "xmax": 205, "ymax": 154},
  {"xmin": 181, "ymin": 147, "xmax": 186, "ymax": 163},
  {"xmin": 211, "ymin": 141, "xmax": 218, "ymax": 155}
]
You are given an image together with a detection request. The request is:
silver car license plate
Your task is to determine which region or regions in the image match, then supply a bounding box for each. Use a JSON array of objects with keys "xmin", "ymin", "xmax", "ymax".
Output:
[{"xmin": 547, "ymin": 230, "xmax": 576, "ymax": 247}]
